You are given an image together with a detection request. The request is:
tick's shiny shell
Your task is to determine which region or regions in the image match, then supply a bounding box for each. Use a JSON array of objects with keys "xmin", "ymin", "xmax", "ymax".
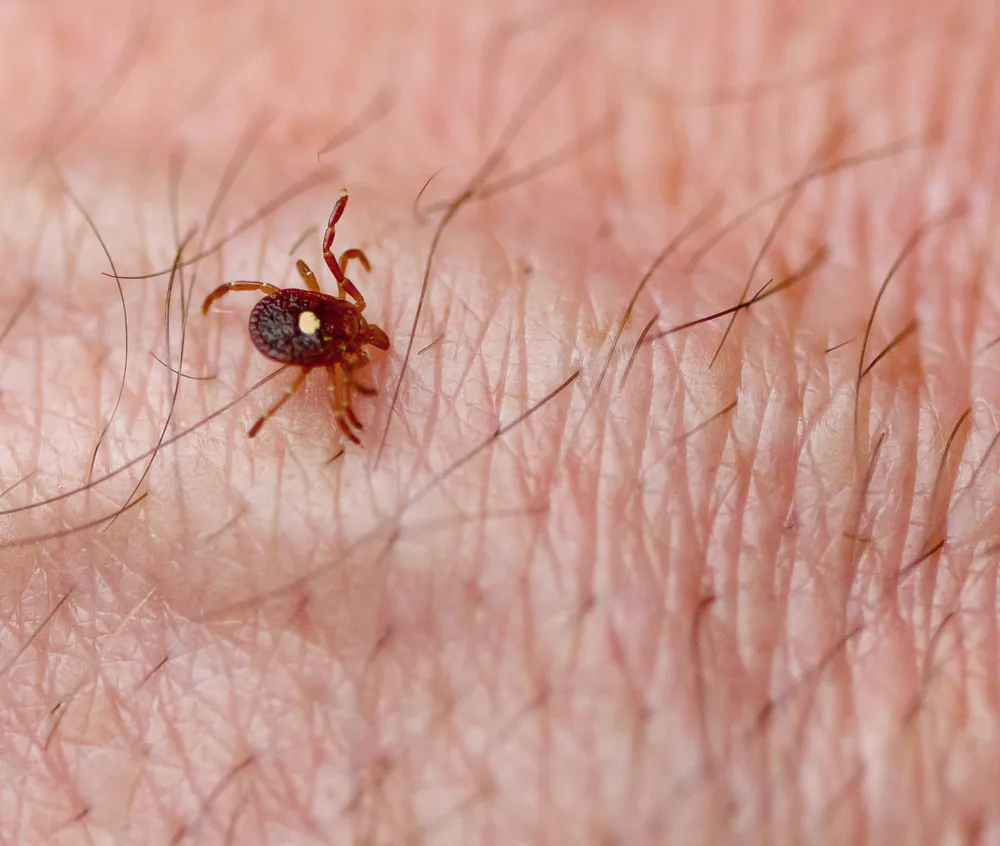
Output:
[{"xmin": 248, "ymin": 289, "xmax": 363, "ymax": 366}]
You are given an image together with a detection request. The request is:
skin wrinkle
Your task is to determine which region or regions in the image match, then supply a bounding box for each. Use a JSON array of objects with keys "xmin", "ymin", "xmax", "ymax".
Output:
[
  {"xmin": 1, "ymin": 0, "xmax": 999, "ymax": 843},
  {"xmin": 737, "ymin": 342, "xmax": 800, "ymax": 670}
]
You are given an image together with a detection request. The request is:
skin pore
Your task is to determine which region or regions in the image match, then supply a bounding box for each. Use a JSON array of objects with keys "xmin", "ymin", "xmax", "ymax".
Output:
[{"xmin": 1, "ymin": 0, "xmax": 999, "ymax": 843}]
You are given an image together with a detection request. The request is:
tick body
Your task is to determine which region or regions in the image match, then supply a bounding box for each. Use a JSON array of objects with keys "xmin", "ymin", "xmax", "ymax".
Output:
[{"xmin": 202, "ymin": 194, "xmax": 390, "ymax": 443}]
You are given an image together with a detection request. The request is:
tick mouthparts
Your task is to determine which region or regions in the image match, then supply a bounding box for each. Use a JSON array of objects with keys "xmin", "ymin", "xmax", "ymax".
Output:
[{"xmin": 368, "ymin": 325, "xmax": 390, "ymax": 350}]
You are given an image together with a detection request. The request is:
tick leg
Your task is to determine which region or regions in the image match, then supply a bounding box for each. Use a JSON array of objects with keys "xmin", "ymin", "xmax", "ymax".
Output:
[
  {"xmin": 327, "ymin": 194, "xmax": 349, "ymax": 231},
  {"xmin": 339, "ymin": 248, "xmax": 371, "ymax": 277},
  {"xmin": 341, "ymin": 278, "xmax": 366, "ymax": 311},
  {"xmin": 338, "ymin": 250, "xmax": 371, "ymax": 311},
  {"xmin": 327, "ymin": 365, "xmax": 361, "ymax": 444},
  {"xmin": 351, "ymin": 377, "xmax": 378, "ymax": 396},
  {"xmin": 344, "ymin": 378, "xmax": 364, "ymax": 431},
  {"xmin": 202, "ymin": 282, "xmax": 281, "ymax": 315},
  {"xmin": 347, "ymin": 364, "xmax": 378, "ymax": 397},
  {"xmin": 295, "ymin": 260, "xmax": 322, "ymax": 293},
  {"xmin": 343, "ymin": 351, "xmax": 377, "ymax": 396},
  {"xmin": 322, "ymin": 195, "xmax": 368, "ymax": 311},
  {"xmin": 248, "ymin": 369, "xmax": 309, "ymax": 437},
  {"xmin": 322, "ymin": 195, "xmax": 350, "ymax": 290},
  {"xmin": 340, "ymin": 364, "xmax": 368, "ymax": 430},
  {"xmin": 336, "ymin": 411, "xmax": 360, "ymax": 444}
]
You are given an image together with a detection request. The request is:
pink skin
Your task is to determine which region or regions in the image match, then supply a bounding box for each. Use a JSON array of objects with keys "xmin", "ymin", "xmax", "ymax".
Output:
[{"xmin": 0, "ymin": 2, "xmax": 997, "ymax": 843}]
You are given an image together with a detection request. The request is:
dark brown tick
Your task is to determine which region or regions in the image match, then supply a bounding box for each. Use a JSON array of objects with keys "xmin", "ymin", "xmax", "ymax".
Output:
[{"xmin": 202, "ymin": 194, "xmax": 390, "ymax": 443}]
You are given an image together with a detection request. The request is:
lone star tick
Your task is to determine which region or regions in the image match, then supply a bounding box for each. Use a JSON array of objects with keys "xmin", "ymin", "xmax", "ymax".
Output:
[{"xmin": 202, "ymin": 194, "xmax": 390, "ymax": 443}]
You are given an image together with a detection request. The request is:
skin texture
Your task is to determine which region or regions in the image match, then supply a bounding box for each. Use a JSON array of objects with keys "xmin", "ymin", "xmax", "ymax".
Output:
[{"xmin": 1, "ymin": 0, "xmax": 999, "ymax": 843}]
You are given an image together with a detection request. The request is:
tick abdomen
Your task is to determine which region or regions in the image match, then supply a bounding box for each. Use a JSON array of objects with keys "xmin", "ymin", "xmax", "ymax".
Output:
[{"xmin": 249, "ymin": 289, "xmax": 360, "ymax": 366}]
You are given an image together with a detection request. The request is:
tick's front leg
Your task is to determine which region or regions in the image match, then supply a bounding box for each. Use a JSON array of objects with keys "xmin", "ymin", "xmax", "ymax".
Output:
[
  {"xmin": 322, "ymin": 195, "xmax": 350, "ymax": 295},
  {"xmin": 322, "ymin": 195, "xmax": 368, "ymax": 311}
]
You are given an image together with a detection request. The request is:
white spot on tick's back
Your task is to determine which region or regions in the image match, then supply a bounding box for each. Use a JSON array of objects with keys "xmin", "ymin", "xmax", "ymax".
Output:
[{"xmin": 299, "ymin": 310, "xmax": 321, "ymax": 335}]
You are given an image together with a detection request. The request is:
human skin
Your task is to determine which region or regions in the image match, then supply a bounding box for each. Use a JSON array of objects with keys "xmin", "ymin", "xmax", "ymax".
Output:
[{"xmin": 1, "ymin": 0, "xmax": 998, "ymax": 843}]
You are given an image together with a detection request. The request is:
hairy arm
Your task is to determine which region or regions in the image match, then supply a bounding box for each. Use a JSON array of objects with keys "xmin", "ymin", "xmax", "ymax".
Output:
[{"xmin": 1, "ymin": 1, "xmax": 998, "ymax": 843}]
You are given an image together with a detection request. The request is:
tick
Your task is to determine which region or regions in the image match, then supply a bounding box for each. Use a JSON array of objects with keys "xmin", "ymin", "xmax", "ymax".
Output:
[{"xmin": 202, "ymin": 194, "xmax": 390, "ymax": 443}]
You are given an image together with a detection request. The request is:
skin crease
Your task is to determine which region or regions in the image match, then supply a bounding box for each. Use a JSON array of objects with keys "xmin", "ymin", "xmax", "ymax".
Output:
[{"xmin": 1, "ymin": 0, "xmax": 999, "ymax": 843}]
